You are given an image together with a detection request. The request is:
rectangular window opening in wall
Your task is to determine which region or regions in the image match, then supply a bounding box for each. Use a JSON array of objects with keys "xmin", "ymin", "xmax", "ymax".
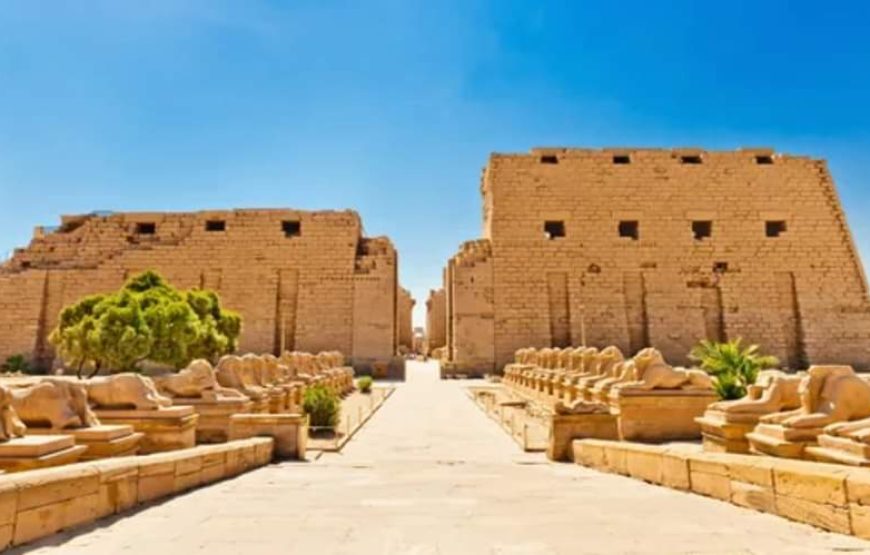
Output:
[
  {"xmin": 612, "ymin": 154, "xmax": 631, "ymax": 164},
  {"xmin": 540, "ymin": 155, "xmax": 559, "ymax": 164},
  {"xmin": 544, "ymin": 220, "xmax": 565, "ymax": 240},
  {"xmin": 282, "ymin": 220, "xmax": 301, "ymax": 237},
  {"xmin": 766, "ymin": 220, "xmax": 787, "ymax": 238},
  {"xmin": 619, "ymin": 220, "xmax": 639, "ymax": 240},
  {"xmin": 755, "ymin": 155, "xmax": 774, "ymax": 165},
  {"xmin": 680, "ymin": 155, "xmax": 703, "ymax": 164},
  {"xmin": 135, "ymin": 222, "xmax": 156, "ymax": 235},
  {"xmin": 692, "ymin": 220, "xmax": 712, "ymax": 240},
  {"xmin": 714, "ymin": 261, "xmax": 729, "ymax": 273},
  {"xmin": 205, "ymin": 220, "xmax": 226, "ymax": 232}
]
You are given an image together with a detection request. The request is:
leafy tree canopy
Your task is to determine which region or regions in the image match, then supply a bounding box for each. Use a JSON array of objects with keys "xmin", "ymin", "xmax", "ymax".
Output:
[{"xmin": 49, "ymin": 271, "xmax": 242, "ymax": 376}]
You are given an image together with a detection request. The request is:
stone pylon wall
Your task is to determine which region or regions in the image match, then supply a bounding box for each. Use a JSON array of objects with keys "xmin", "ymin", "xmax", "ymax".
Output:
[
  {"xmin": 397, "ymin": 287, "xmax": 415, "ymax": 350},
  {"xmin": 445, "ymin": 148, "xmax": 870, "ymax": 373},
  {"xmin": 0, "ymin": 209, "xmax": 399, "ymax": 369},
  {"xmin": 425, "ymin": 287, "xmax": 446, "ymax": 352}
]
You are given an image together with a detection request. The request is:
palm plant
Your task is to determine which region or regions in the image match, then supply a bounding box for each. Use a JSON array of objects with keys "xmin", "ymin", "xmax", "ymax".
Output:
[{"xmin": 689, "ymin": 338, "xmax": 779, "ymax": 400}]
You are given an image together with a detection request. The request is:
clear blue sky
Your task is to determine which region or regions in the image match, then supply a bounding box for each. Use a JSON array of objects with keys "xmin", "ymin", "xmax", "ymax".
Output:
[{"xmin": 1, "ymin": 1, "xmax": 869, "ymax": 328}]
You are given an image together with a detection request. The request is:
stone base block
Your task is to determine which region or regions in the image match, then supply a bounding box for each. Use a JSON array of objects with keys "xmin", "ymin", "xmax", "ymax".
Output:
[
  {"xmin": 228, "ymin": 413, "xmax": 307, "ymax": 460},
  {"xmin": 806, "ymin": 434, "xmax": 870, "ymax": 467},
  {"xmin": 0, "ymin": 436, "xmax": 88, "ymax": 472},
  {"xmin": 28, "ymin": 425, "xmax": 143, "ymax": 461},
  {"xmin": 180, "ymin": 398, "xmax": 253, "ymax": 443},
  {"xmin": 611, "ymin": 389, "xmax": 718, "ymax": 442},
  {"xmin": 547, "ymin": 413, "xmax": 618, "ymax": 462},
  {"xmin": 95, "ymin": 406, "xmax": 198, "ymax": 454},
  {"xmin": 696, "ymin": 412, "xmax": 758, "ymax": 454},
  {"xmin": 747, "ymin": 424, "xmax": 822, "ymax": 459}
]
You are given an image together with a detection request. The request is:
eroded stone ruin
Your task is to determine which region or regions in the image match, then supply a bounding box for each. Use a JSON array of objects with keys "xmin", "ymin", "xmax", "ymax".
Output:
[
  {"xmin": 0, "ymin": 209, "xmax": 404, "ymax": 372},
  {"xmin": 441, "ymin": 148, "xmax": 870, "ymax": 375}
]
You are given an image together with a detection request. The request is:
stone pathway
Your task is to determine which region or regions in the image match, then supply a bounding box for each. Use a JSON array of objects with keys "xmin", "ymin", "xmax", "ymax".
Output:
[{"xmin": 17, "ymin": 361, "xmax": 870, "ymax": 554}]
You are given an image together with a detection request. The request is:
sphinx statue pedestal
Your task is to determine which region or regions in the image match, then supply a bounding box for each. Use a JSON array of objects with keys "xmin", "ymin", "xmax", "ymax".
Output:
[
  {"xmin": 94, "ymin": 406, "xmax": 199, "ymax": 454},
  {"xmin": 547, "ymin": 413, "xmax": 618, "ymax": 461},
  {"xmin": 0, "ymin": 435, "xmax": 87, "ymax": 472},
  {"xmin": 611, "ymin": 389, "xmax": 718, "ymax": 442},
  {"xmin": 806, "ymin": 434, "xmax": 870, "ymax": 466},
  {"xmin": 746, "ymin": 423, "xmax": 823, "ymax": 459},
  {"xmin": 28, "ymin": 424, "xmax": 143, "ymax": 461},
  {"xmin": 181, "ymin": 397, "xmax": 253, "ymax": 443},
  {"xmin": 695, "ymin": 410, "xmax": 760, "ymax": 454},
  {"xmin": 229, "ymin": 414, "xmax": 307, "ymax": 460}
]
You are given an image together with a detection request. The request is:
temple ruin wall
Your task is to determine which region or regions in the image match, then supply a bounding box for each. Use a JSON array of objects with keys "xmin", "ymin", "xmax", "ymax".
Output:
[
  {"xmin": 446, "ymin": 148, "xmax": 870, "ymax": 373},
  {"xmin": 0, "ymin": 209, "xmax": 399, "ymax": 370}
]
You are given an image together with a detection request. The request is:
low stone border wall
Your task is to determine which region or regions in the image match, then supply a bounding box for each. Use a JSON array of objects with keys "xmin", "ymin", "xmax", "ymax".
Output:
[
  {"xmin": 0, "ymin": 437, "xmax": 274, "ymax": 551},
  {"xmin": 572, "ymin": 439, "xmax": 870, "ymax": 539},
  {"xmin": 309, "ymin": 387, "xmax": 395, "ymax": 452},
  {"xmin": 467, "ymin": 387, "xmax": 549, "ymax": 452}
]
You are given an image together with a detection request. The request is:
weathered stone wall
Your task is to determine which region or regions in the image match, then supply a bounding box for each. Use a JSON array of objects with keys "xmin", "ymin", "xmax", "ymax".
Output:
[
  {"xmin": 425, "ymin": 288, "xmax": 446, "ymax": 352},
  {"xmin": 446, "ymin": 240, "xmax": 495, "ymax": 372},
  {"xmin": 397, "ymin": 287, "xmax": 415, "ymax": 350},
  {"xmin": 446, "ymin": 147, "xmax": 870, "ymax": 373},
  {"xmin": 0, "ymin": 209, "xmax": 399, "ymax": 369}
]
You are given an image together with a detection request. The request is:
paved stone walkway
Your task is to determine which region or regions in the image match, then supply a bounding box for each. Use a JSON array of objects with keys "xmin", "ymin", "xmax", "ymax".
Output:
[{"xmin": 18, "ymin": 361, "xmax": 870, "ymax": 554}]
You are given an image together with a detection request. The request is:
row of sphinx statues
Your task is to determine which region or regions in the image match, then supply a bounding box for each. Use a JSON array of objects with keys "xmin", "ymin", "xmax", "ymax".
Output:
[
  {"xmin": 503, "ymin": 344, "xmax": 870, "ymax": 464},
  {"xmin": 503, "ymin": 346, "xmax": 714, "ymax": 415},
  {"xmin": 0, "ymin": 350, "xmax": 355, "ymax": 458},
  {"xmin": 703, "ymin": 365, "xmax": 870, "ymax": 461}
]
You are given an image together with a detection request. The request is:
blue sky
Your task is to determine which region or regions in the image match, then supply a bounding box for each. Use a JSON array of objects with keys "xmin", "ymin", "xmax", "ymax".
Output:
[{"xmin": 1, "ymin": 1, "xmax": 869, "ymax": 327}]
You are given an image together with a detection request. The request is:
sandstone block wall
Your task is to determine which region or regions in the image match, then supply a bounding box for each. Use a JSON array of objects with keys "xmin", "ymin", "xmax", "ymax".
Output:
[
  {"xmin": 0, "ymin": 209, "xmax": 399, "ymax": 369},
  {"xmin": 397, "ymin": 287, "xmax": 415, "ymax": 350},
  {"xmin": 446, "ymin": 240, "xmax": 495, "ymax": 371},
  {"xmin": 445, "ymin": 148, "xmax": 870, "ymax": 373},
  {"xmin": 425, "ymin": 287, "xmax": 446, "ymax": 352}
]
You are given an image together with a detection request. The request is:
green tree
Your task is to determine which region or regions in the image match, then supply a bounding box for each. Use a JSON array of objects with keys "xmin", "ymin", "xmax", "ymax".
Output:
[
  {"xmin": 50, "ymin": 293, "xmax": 106, "ymax": 378},
  {"xmin": 185, "ymin": 289, "xmax": 242, "ymax": 362},
  {"xmin": 49, "ymin": 271, "xmax": 242, "ymax": 375},
  {"xmin": 690, "ymin": 338, "xmax": 779, "ymax": 400}
]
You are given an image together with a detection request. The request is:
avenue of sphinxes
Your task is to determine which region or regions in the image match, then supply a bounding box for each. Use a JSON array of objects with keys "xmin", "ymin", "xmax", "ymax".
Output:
[{"xmin": 4, "ymin": 149, "xmax": 870, "ymax": 551}]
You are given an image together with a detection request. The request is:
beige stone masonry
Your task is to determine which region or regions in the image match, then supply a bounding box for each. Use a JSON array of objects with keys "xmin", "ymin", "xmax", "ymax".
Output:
[
  {"xmin": 445, "ymin": 148, "xmax": 870, "ymax": 374},
  {"xmin": 228, "ymin": 413, "xmax": 307, "ymax": 460},
  {"xmin": 0, "ymin": 209, "xmax": 399, "ymax": 371},
  {"xmin": 572, "ymin": 438, "xmax": 870, "ymax": 539},
  {"xmin": 0, "ymin": 437, "xmax": 273, "ymax": 550}
]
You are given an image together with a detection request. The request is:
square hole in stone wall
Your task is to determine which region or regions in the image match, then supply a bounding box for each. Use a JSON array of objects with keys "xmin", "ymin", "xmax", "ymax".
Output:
[
  {"xmin": 680, "ymin": 155, "xmax": 703, "ymax": 164},
  {"xmin": 766, "ymin": 220, "xmax": 787, "ymax": 237},
  {"xmin": 755, "ymin": 155, "xmax": 774, "ymax": 165},
  {"xmin": 544, "ymin": 220, "xmax": 565, "ymax": 239},
  {"xmin": 618, "ymin": 220, "xmax": 639, "ymax": 240},
  {"xmin": 692, "ymin": 220, "xmax": 712, "ymax": 240},
  {"xmin": 282, "ymin": 220, "xmax": 301, "ymax": 237},
  {"xmin": 612, "ymin": 155, "xmax": 631, "ymax": 164},
  {"xmin": 205, "ymin": 220, "xmax": 226, "ymax": 232},
  {"xmin": 540, "ymin": 155, "xmax": 559, "ymax": 164},
  {"xmin": 135, "ymin": 222, "xmax": 156, "ymax": 235}
]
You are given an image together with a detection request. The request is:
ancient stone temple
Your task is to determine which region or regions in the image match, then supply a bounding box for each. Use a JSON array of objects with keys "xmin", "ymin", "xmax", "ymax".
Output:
[
  {"xmin": 444, "ymin": 147, "xmax": 870, "ymax": 375},
  {"xmin": 397, "ymin": 287, "xmax": 415, "ymax": 351},
  {"xmin": 426, "ymin": 287, "xmax": 446, "ymax": 353},
  {"xmin": 0, "ymin": 209, "xmax": 400, "ymax": 370}
]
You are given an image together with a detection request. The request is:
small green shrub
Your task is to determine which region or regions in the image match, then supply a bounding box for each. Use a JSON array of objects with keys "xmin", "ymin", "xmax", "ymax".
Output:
[
  {"xmin": 2, "ymin": 354, "xmax": 34, "ymax": 375},
  {"xmin": 303, "ymin": 385, "xmax": 340, "ymax": 428},
  {"xmin": 690, "ymin": 338, "xmax": 779, "ymax": 400},
  {"xmin": 357, "ymin": 376, "xmax": 373, "ymax": 393}
]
